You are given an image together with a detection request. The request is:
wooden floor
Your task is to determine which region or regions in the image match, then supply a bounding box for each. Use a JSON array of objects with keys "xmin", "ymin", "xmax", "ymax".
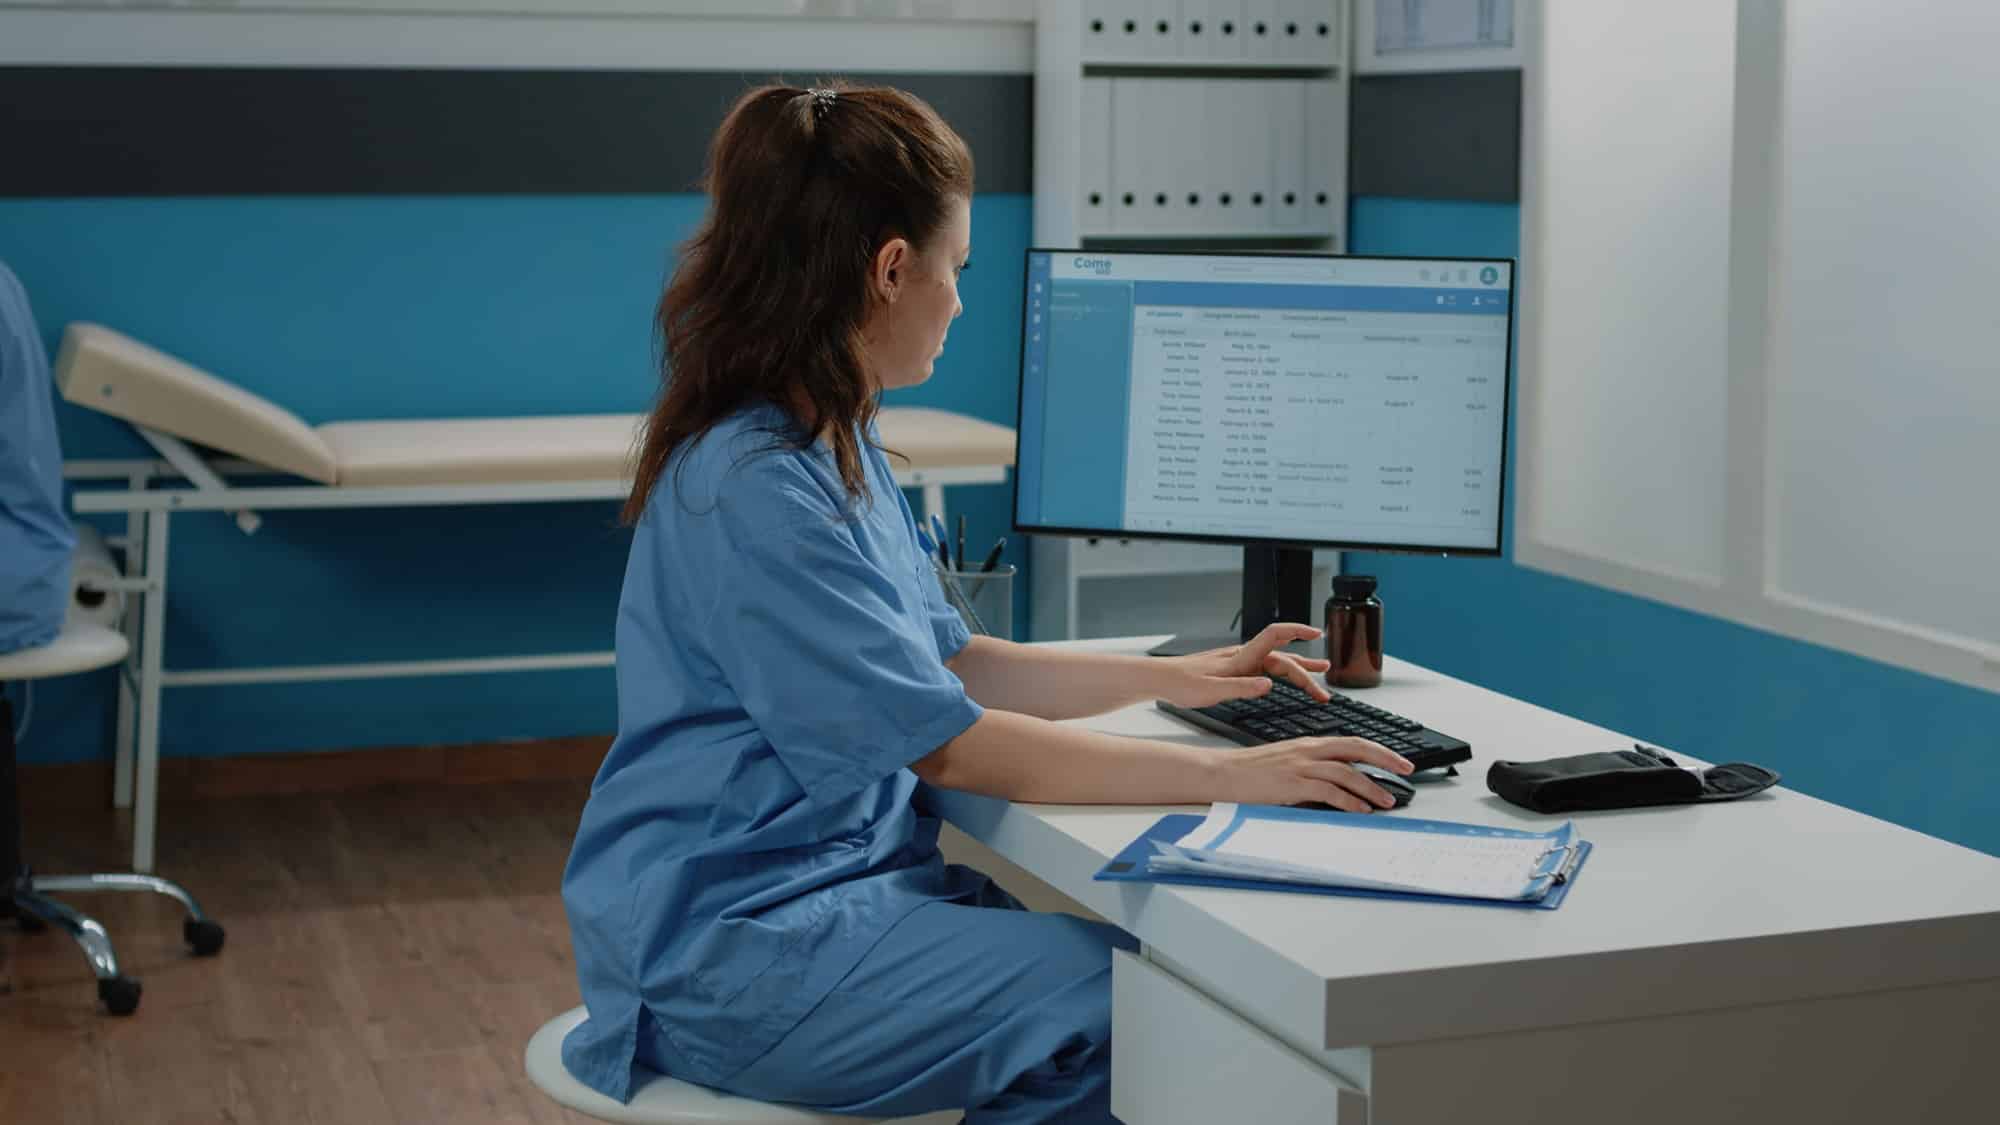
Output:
[{"xmin": 1, "ymin": 777, "xmax": 601, "ymax": 1124}]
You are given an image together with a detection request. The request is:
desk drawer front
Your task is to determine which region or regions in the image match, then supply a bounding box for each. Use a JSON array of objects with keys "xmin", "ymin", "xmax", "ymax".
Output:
[{"xmin": 1111, "ymin": 950, "xmax": 1366, "ymax": 1125}]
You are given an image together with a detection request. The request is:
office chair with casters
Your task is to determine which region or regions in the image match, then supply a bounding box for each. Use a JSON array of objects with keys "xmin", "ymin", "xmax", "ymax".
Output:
[
  {"xmin": 1, "ymin": 621, "xmax": 226, "ymax": 1016},
  {"xmin": 525, "ymin": 1006, "xmax": 961, "ymax": 1125}
]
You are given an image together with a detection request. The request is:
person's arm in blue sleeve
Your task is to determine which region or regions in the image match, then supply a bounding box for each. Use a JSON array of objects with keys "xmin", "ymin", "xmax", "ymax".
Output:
[
  {"xmin": 705, "ymin": 487, "xmax": 1412, "ymax": 813},
  {"xmin": 944, "ymin": 624, "xmax": 1341, "ymax": 724},
  {"xmin": 704, "ymin": 498, "xmax": 985, "ymax": 806}
]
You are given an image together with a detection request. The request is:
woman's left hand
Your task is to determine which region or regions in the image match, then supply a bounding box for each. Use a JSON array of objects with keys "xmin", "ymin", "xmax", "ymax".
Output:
[{"xmin": 1158, "ymin": 623, "xmax": 1332, "ymax": 709}]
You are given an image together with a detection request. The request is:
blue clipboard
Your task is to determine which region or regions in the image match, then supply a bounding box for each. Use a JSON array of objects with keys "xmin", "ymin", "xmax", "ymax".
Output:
[{"xmin": 1094, "ymin": 811, "xmax": 1593, "ymax": 911}]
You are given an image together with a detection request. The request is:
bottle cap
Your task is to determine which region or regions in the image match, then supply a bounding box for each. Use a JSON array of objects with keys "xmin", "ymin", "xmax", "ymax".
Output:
[{"xmin": 1331, "ymin": 574, "xmax": 1378, "ymax": 601}]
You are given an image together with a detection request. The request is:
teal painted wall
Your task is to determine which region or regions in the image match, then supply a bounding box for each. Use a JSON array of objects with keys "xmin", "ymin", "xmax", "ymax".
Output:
[
  {"xmin": 1345, "ymin": 196, "xmax": 1999, "ymax": 857},
  {"xmin": 0, "ymin": 193, "xmax": 1029, "ymax": 765}
]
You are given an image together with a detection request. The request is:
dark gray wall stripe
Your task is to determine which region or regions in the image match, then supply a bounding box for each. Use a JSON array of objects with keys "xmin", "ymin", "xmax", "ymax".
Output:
[
  {"xmin": 3, "ymin": 66, "xmax": 1518, "ymax": 203},
  {"xmin": 0, "ymin": 68, "xmax": 1032, "ymax": 197},
  {"xmin": 1350, "ymin": 70, "xmax": 1521, "ymax": 202}
]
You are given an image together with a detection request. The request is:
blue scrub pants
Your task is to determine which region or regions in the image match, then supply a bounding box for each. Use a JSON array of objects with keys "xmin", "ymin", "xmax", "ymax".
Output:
[{"xmin": 721, "ymin": 882, "xmax": 1138, "ymax": 1123}]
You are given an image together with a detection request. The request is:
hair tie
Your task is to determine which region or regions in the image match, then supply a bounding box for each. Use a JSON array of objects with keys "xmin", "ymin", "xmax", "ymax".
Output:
[{"xmin": 807, "ymin": 87, "xmax": 837, "ymax": 121}]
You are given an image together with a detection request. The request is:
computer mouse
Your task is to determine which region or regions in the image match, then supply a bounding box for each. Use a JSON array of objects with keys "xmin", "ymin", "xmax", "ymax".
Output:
[
  {"xmin": 1353, "ymin": 763, "xmax": 1416, "ymax": 809},
  {"xmin": 1295, "ymin": 764, "xmax": 1415, "ymax": 811}
]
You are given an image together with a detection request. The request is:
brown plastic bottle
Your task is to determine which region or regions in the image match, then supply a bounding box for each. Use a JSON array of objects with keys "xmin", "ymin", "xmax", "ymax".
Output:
[{"xmin": 1323, "ymin": 574, "xmax": 1383, "ymax": 688}]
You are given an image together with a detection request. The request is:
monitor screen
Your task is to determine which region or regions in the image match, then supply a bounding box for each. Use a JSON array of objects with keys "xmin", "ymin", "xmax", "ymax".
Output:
[{"xmin": 1013, "ymin": 250, "xmax": 1515, "ymax": 554}]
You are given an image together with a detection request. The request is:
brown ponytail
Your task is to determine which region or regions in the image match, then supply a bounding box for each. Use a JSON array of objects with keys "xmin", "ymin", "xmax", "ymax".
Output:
[{"xmin": 622, "ymin": 81, "xmax": 974, "ymax": 524}]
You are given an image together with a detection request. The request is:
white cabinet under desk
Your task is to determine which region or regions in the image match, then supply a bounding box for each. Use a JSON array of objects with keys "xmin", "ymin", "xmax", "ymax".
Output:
[{"xmin": 931, "ymin": 637, "xmax": 2000, "ymax": 1124}]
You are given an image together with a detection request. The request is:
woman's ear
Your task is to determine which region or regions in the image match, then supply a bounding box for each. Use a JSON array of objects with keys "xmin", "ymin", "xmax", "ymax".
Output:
[{"xmin": 872, "ymin": 237, "xmax": 911, "ymax": 302}]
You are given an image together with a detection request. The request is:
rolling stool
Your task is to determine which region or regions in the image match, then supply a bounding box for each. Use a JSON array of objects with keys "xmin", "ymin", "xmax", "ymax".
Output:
[
  {"xmin": 525, "ymin": 1007, "xmax": 962, "ymax": 1125},
  {"xmin": 2, "ymin": 621, "xmax": 225, "ymax": 1015}
]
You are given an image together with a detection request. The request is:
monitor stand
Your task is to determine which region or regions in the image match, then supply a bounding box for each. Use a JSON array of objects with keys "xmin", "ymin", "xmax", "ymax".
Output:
[{"xmin": 1147, "ymin": 545, "xmax": 1317, "ymax": 657}]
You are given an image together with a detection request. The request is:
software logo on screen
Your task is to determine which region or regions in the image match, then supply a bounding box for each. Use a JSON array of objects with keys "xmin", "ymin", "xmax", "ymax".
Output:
[{"xmin": 1073, "ymin": 256, "xmax": 1114, "ymax": 276}]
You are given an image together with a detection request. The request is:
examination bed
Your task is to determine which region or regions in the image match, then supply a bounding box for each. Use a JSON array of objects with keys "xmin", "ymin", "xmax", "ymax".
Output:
[{"xmin": 55, "ymin": 323, "xmax": 1016, "ymax": 871}]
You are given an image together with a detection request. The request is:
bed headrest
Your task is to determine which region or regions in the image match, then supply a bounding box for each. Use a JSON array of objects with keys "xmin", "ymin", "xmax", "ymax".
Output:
[{"xmin": 55, "ymin": 324, "xmax": 340, "ymax": 485}]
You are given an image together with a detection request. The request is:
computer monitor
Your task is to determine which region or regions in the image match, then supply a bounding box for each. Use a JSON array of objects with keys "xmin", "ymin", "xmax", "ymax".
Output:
[{"xmin": 1013, "ymin": 249, "xmax": 1516, "ymax": 647}]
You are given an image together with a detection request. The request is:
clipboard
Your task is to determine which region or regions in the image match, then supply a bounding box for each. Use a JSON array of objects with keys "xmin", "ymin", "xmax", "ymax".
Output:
[{"xmin": 1094, "ymin": 812, "xmax": 1593, "ymax": 911}]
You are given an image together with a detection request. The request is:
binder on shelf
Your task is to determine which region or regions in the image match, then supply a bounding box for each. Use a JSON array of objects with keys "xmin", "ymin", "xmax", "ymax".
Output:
[
  {"xmin": 1145, "ymin": 78, "xmax": 1179, "ymax": 234},
  {"xmin": 1096, "ymin": 803, "xmax": 1594, "ymax": 910},
  {"xmin": 1080, "ymin": 77, "xmax": 1116, "ymax": 235},
  {"xmin": 1162, "ymin": 79, "xmax": 1208, "ymax": 234},
  {"xmin": 1272, "ymin": 0, "xmax": 1304, "ymax": 62},
  {"xmin": 1248, "ymin": 79, "xmax": 1280, "ymax": 233},
  {"xmin": 1211, "ymin": 0, "xmax": 1247, "ymax": 61},
  {"xmin": 1082, "ymin": 0, "xmax": 1114, "ymax": 59},
  {"xmin": 1196, "ymin": 81, "xmax": 1231, "ymax": 233},
  {"xmin": 1278, "ymin": 0, "xmax": 1336, "ymax": 64},
  {"xmin": 1144, "ymin": 0, "xmax": 1184, "ymax": 61},
  {"xmin": 1316, "ymin": 0, "xmax": 1343, "ymax": 60},
  {"xmin": 1182, "ymin": 0, "xmax": 1216, "ymax": 61},
  {"xmin": 1092, "ymin": 0, "xmax": 1146, "ymax": 63},
  {"xmin": 1227, "ymin": 80, "xmax": 1270, "ymax": 232},
  {"xmin": 1270, "ymin": 80, "xmax": 1307, "ymax": 230},
  {"xmin": 1110, "ymin": 77, "xmax": 1153, "ymax": 234},
  {"xmin": 1212, "ymin": 80, "xmax": 1258, "ymax": 234},
  {"xmin": 1305, "ymin": 76, "xmax": 1344, "ymax": 236},
  {"xmin": 1244, "ymin": 0, "xmax": 1279, "ymax": 61}
]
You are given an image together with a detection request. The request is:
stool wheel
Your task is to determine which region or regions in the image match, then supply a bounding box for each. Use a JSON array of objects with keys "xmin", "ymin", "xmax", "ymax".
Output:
[
  {"xmin": 98, "ymin": 975, "xmax": 142, "ymax": 1016},
  {"xmin": 184, "ymin": 918, "xmax": 226, "ymax": 956}
]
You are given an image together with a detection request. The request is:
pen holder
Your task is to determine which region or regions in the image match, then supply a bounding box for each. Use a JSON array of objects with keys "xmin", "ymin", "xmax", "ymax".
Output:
[{"xmin": 939, "ymin": 565, "xmax": 1015, "ymax": 641}]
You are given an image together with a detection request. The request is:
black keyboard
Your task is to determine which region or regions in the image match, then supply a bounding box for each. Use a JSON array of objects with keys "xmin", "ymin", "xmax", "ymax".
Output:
[{"xmin": 1157, "ymin": 680, "xmax": 1473, "ymax": 773}]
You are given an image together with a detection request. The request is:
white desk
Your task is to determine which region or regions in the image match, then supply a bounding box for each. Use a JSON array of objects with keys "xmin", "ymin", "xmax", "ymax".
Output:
[{"xmin": 931, "ymin": 637, "xmax": 2000, "ymax": 1125}]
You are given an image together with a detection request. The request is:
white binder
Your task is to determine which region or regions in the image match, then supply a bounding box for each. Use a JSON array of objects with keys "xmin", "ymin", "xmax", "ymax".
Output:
[
  {"xmin": 1080, "ymin": 77, "xmax": 1117, "ymax": 236},
  {"xmin": 1210, "ymin": 0, "xmax": 1248, "ymax": 61},
  {"xmin": 1144, "ymin": 0, "xmax": 1185, "ymax": 61},
  {"xmin": 1243, "ymin": 0, "xmax": 1280, "ymax": 61},
  {"xmin": 1228, "ymin": 79, "xmax": 1273, "ymax": 233},
  {"xmin": 1082, "ymin": 0, "xmax": 1119, "ymax": 61},
  {"xmin": 1182, "ymin": 0, "xmax": 1216, "ymax": 60},
  {"xmin": 1304, "ymin": 77, "xmax": 1344, "ymax": 238},
  {"xmin": 1196, "ymin": 80, "xmax": 1235, "ymax": 234},
  {"xmin": 1097, "ymin": 0, "xmax": 1146, "ymax": 62},
  {"xmin": 1270, "ymin": 79, "xmax": 1307, "ymax": 230},
  {"xmin": 1159, "ymin": 79, "xmax": 1205, "ymax": 234},
  {"xmin": 1111, "ymin": 77, "xmax": 1157, "ymax": 235},
  {"xmin": 1278, "ymin": 0, "xmax": 1330, "ymax": 63}
]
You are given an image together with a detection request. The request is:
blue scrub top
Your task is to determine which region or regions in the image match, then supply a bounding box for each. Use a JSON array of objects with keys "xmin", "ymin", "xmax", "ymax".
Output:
[{"xmin": 561, "ymin": 403, "xmax": 988, "ymax": 1101}]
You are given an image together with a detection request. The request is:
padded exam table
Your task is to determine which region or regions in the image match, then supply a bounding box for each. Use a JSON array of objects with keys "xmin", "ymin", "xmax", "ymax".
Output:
[{"xmin": 55, "ymin": 324, "xmax": 1016, "ymax": 872}]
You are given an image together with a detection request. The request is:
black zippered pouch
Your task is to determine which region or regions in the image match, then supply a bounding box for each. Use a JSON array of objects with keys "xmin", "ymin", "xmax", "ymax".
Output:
[{"xmin": 1486, "ymin": 745, "xmax": 1780, "ymax": 814}]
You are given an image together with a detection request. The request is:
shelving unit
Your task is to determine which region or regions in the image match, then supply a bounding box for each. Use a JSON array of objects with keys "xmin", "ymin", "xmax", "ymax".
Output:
[{"xmin": 1030, "ymin": 0, "xmax": 1350, "ymax": 641}]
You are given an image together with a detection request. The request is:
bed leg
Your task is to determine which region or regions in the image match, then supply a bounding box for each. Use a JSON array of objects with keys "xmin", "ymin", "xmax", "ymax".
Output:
[
  {"xmin": 132, "ymin": 510, "xmax": 169, "ymax": 875},
  {"xmin": 112, "ymin": 481, "xmax": 144, "ymax": 811}
]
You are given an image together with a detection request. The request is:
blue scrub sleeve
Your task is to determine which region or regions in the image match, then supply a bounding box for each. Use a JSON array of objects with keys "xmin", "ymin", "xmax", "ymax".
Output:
[
  {"xmin": 702, "ymin": 507, "xmax": 985, "ymax": 806},
  {"xmin": 921, "ymin": 572, "xmax": 974, "ymax": 662}
]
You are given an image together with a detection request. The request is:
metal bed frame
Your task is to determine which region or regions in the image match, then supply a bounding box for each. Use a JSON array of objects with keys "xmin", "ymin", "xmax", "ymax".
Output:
[{"xmin": 64, "ymin": 425, "xmax": 1003, "ymax": 872}]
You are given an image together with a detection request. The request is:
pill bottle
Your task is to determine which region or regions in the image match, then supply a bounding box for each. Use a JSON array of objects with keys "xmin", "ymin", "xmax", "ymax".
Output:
[{"xmin": 1324, "ymin": 574, "xmax": 1383, "ymax": 688}]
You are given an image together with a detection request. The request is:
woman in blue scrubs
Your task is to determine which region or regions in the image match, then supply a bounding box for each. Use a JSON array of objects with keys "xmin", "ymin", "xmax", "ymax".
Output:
[{"xmin": 561, "ymin": 83, "xmax": 1413, "ymax": 1123}]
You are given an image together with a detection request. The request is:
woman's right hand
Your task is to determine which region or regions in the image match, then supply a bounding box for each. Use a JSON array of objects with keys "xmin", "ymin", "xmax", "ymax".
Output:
[{"xmin": 1218, "ymin": 737, "xmax": 1415, "ymax": 812}]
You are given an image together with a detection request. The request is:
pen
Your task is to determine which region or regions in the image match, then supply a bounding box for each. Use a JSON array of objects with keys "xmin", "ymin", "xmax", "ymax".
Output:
[
  {"xmin": 928, "ymin": 513, "xmax": 953, "ymax": 571},
  {"xmin": 977, "ymin": 537, "xmax": 1006, "ymax": 573},
  {"xmin": 956, "ymin": 514, "xmax": 966, "ymax": 573}
]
